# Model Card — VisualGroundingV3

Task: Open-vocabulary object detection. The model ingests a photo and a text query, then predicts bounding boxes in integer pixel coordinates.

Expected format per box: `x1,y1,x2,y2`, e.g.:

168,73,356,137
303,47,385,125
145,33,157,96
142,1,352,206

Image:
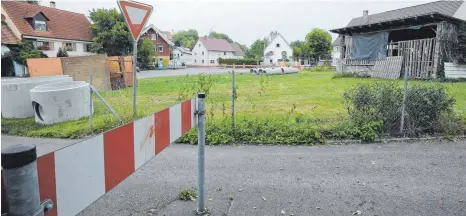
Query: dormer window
25,12,49,31
35,20,47,31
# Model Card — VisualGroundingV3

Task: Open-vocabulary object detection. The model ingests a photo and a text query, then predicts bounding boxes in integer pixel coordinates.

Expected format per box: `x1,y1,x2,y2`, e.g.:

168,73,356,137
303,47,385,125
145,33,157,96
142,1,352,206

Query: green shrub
307,65,332,72
332,72,370,79
343,82,461,136
57,48,69,57
218,58,258,65
178,117,324,145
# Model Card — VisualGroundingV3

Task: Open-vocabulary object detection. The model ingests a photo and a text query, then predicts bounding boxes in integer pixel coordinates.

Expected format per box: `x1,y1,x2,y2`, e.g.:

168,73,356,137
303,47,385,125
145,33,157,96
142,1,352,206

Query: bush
307,65,333,72
57,48,69,57
332,72,370,79
343,82,461,136
178,117,324,145
218,58,258,65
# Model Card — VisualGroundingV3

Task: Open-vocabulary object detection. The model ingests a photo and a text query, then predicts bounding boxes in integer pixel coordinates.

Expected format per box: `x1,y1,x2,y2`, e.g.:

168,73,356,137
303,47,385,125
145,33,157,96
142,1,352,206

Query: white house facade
191,37,242,66
26,36,94,57
263,31,293,65
172,46,192,65
331,35,343,66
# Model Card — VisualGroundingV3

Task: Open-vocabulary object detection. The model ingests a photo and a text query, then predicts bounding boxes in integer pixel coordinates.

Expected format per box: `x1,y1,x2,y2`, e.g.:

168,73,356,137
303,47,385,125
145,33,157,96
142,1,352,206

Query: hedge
218,58,258,65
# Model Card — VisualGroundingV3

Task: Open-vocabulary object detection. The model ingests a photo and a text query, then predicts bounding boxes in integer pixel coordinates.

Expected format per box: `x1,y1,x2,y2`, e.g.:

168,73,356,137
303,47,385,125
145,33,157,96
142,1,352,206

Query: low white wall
445,62,466,78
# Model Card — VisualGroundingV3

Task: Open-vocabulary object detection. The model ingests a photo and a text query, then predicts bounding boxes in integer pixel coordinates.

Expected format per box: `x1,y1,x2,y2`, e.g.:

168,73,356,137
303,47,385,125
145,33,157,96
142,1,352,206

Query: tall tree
88,8,156,66
290,40,305,61
208,31,233,43
172,29,199,49
246,39,266,60
89,8,132,56
305,28,332,61
137,38,157,69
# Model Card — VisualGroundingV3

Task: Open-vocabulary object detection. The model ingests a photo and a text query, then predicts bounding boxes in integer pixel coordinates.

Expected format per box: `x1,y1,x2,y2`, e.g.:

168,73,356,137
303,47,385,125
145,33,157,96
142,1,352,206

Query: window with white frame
158,45,163,52
195,60,197,63
210,60,215,64
276,43,280,48
202,60,204,63
202,51,204,55
199,44,201,47
35,20,47,31
151,34,156,40
36,41,53,50
181,54,183,56
84,44,92,52
63,42,76,51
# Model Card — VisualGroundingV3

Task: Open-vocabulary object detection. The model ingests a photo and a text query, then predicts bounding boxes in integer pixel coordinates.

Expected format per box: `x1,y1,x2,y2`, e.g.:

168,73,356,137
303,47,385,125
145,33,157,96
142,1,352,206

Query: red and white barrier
13,98,197,216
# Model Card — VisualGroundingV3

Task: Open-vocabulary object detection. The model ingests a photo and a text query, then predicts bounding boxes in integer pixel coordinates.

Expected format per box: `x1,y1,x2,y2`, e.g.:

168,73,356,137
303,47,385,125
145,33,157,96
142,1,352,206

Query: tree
137,37,156,69
88,8,132,56
57,48,69,57
6,40,47,65
305,28,332,61
246,39,266,60
208,31,233,43
290,40,305,61
172,29,199,49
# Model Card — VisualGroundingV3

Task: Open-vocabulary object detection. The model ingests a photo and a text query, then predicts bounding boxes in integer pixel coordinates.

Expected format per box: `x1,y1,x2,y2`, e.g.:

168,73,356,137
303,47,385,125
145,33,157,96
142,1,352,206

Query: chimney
50,1,56,8
363,10,369,24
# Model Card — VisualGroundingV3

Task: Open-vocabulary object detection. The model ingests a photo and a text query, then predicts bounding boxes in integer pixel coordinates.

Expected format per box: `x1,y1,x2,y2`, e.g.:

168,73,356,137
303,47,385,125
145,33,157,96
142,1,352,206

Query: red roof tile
1,1,92,41
1,22,19,44
200,37,235,52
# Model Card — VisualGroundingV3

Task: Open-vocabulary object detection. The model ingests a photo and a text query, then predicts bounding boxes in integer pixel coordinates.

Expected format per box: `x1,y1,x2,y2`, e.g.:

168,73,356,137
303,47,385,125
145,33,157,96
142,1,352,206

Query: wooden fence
398,38,436,78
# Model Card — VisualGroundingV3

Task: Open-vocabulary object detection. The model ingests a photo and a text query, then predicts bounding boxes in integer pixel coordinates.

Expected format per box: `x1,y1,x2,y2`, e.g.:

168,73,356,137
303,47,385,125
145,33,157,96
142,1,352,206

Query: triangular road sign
118,0,153,41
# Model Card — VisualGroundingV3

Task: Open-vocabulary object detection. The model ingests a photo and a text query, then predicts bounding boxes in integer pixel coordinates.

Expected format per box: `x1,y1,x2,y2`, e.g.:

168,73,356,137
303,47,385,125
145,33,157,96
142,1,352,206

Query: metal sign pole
133,41,137,117
197,93,206,213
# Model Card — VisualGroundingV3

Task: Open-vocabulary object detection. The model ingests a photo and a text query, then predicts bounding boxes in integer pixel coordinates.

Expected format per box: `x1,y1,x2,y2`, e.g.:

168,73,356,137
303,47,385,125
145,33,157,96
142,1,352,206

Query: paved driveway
2,136,465,216
138,67,251,79
79,140,466,216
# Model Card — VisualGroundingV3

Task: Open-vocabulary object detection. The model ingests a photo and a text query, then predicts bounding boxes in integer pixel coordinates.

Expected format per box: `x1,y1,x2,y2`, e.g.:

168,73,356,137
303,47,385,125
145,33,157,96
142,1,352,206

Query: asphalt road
77,140,465,216
2,136,465,216
138,67,251,79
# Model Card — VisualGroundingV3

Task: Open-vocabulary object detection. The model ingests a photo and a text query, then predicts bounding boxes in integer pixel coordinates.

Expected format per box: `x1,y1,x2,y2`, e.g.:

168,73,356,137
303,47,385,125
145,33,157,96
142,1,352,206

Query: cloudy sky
43,0,433,45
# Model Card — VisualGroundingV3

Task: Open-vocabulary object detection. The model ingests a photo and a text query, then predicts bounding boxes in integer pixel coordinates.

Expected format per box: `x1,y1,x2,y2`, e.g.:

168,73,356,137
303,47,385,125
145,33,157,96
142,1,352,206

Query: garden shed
330,1,466,79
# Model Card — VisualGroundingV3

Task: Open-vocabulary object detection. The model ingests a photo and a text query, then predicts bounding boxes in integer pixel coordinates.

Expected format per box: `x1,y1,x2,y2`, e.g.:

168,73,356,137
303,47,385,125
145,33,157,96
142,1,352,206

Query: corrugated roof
199,37,235,52
230,43,245,56
2,1,92,41
346,1,464,27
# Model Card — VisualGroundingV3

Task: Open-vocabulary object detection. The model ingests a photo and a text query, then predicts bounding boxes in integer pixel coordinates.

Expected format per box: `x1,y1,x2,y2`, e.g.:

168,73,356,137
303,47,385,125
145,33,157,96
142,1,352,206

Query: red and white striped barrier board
3,99,197,216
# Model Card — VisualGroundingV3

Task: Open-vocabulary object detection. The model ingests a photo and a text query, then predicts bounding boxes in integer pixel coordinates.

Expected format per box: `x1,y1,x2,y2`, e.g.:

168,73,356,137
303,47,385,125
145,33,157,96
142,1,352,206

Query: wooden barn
330,1,466,79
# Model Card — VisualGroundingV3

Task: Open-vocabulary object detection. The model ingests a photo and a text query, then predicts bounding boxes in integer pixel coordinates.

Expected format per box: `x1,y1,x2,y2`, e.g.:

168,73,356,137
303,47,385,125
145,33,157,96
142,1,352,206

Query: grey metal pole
133,41,138,118
197,93,206,213
1,144,46,216
232,64,235,130
400,69,408,134
89,74,93,131
90,85,123,124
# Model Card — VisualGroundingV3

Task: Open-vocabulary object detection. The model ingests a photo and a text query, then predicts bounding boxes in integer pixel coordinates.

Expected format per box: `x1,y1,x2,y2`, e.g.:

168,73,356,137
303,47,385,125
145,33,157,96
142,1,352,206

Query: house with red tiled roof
191,36,244,66
140,24,174,66
1,1,95,57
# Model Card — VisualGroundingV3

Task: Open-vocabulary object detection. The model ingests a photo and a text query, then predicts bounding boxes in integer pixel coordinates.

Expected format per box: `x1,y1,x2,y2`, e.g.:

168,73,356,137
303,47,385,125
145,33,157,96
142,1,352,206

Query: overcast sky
43,0,433,45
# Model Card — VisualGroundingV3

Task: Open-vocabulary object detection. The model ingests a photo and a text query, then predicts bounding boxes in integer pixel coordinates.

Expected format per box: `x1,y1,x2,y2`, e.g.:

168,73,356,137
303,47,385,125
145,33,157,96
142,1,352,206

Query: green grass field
2,70,465,139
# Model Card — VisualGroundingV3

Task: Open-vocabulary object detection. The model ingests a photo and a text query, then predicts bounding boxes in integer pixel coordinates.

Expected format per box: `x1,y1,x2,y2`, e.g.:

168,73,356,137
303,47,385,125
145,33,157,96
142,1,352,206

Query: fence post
400,68,408,134
232,64,235,131
89,74,93,132
197,93,206,213
1,144,53,216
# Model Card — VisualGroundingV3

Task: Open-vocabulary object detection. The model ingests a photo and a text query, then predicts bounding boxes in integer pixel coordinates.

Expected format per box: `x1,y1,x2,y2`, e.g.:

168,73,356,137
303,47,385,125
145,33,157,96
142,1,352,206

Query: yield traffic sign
117,0,153,41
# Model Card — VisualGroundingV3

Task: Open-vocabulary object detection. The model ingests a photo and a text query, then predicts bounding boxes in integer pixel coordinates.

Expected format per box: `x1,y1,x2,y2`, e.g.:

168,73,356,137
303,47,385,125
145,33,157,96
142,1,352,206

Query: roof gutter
22,35,93,43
